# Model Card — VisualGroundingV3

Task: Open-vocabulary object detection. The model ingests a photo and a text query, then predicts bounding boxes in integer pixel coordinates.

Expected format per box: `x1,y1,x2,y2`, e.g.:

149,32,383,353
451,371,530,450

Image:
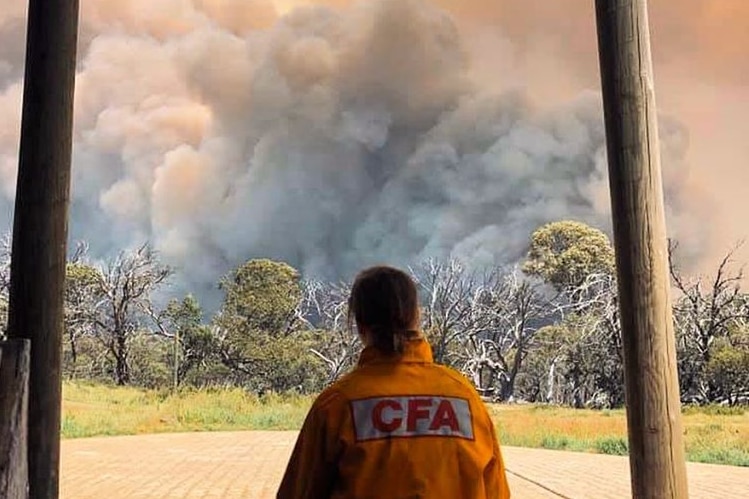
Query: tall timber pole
6,0,80,497
594,1,689,497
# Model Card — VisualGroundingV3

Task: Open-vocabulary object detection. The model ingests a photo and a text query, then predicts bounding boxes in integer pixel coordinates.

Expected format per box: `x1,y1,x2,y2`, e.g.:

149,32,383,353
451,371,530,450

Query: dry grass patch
62,382,312,438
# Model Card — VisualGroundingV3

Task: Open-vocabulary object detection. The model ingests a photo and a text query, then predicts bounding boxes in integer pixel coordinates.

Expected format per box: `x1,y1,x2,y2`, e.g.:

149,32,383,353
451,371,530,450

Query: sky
0,0,746,308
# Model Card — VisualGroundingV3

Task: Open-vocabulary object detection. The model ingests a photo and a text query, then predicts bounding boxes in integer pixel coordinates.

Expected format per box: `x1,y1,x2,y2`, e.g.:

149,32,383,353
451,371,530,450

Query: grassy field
488,404,749,466
61,382,749,467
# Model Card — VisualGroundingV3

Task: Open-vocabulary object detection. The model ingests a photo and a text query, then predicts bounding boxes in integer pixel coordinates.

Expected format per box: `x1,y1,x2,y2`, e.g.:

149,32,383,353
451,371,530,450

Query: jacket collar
358,337,434,366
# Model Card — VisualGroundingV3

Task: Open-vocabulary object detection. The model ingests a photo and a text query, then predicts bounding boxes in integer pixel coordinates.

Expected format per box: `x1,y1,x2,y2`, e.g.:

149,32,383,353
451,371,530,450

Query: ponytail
368,325,420,354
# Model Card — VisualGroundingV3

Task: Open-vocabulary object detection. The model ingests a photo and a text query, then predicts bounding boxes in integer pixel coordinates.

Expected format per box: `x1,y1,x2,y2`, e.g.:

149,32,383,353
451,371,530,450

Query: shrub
595,436,629,455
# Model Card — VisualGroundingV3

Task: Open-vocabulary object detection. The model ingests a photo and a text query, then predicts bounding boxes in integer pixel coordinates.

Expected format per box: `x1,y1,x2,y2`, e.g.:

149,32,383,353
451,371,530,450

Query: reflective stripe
351,396,474,441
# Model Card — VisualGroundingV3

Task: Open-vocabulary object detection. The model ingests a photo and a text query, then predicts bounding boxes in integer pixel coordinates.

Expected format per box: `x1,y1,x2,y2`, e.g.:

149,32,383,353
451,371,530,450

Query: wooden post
174,329,180,390
594,1,689,497
0,339,31,499
6,0,80,497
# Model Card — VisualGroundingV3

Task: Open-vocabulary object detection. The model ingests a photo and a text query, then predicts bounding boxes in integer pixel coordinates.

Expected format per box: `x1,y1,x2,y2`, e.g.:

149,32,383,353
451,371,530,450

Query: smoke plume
0,0,745,309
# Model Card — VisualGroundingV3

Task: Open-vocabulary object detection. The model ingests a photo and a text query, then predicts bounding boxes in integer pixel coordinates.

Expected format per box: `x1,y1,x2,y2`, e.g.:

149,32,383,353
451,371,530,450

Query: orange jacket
277,338,511,499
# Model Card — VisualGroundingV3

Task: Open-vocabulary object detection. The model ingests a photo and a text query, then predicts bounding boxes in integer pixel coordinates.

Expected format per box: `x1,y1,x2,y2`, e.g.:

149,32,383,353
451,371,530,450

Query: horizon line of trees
0,221,746,408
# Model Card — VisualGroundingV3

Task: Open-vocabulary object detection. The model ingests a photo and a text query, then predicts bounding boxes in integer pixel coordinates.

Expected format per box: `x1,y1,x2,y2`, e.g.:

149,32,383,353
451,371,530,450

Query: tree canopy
523,220,615,291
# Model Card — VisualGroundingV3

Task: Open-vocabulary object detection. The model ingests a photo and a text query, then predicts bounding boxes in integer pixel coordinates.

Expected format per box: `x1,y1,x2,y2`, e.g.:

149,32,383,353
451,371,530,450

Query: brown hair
348,266,420,354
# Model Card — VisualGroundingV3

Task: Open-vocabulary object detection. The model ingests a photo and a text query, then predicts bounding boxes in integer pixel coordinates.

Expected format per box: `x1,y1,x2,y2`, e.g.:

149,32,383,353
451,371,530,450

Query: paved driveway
60,432,749,498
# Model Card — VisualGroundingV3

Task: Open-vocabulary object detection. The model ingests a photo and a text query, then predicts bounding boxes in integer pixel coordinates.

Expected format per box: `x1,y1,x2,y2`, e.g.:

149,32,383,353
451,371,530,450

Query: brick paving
60,432,749,498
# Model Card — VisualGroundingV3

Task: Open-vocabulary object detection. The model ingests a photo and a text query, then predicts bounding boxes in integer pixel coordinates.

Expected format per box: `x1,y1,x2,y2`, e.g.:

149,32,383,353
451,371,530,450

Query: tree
413,260,556,402
564,272,624,408
523,220,615,291
214,259,326,393
705,326,749,406
521,221,623,407
0,232,11,335
491,272,555,401
217,259,302,334
669,241,748,403
154,295,217,387
99,244,172,385
66,244,173,385
456,270,554,401
127,330,172,388
514,324,569,403
413,259,488,367
514,272,624,408
300,280,361,384
63,262,104,376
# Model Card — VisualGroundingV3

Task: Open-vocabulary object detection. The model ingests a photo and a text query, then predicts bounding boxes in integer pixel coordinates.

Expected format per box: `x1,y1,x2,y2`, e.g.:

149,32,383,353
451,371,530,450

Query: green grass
488,404,749,467
62,382,749,466
595,436,629,456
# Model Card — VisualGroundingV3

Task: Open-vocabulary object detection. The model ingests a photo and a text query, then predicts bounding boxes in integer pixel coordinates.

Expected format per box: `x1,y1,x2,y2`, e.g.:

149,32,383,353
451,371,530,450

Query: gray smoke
0,0,703,310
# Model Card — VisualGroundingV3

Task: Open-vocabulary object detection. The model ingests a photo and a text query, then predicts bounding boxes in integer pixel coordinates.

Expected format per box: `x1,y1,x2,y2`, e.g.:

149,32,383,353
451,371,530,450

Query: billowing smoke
0,0,742,310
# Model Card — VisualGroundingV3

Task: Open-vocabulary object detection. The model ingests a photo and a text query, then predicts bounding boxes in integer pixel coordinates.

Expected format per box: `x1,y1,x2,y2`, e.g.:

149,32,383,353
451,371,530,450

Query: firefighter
277,265,510,498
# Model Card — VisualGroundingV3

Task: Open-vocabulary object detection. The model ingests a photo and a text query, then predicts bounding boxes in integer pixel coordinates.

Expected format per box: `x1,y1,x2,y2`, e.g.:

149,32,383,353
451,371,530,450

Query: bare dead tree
669,240,748,402
70,239,89,264
68,243,173,385
0,231,11,335
560,272,622,407
516,272,622,407
411,259,487,366
458,269,554,401
300,280,360,383
496,271,557,401
0,232,12,295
